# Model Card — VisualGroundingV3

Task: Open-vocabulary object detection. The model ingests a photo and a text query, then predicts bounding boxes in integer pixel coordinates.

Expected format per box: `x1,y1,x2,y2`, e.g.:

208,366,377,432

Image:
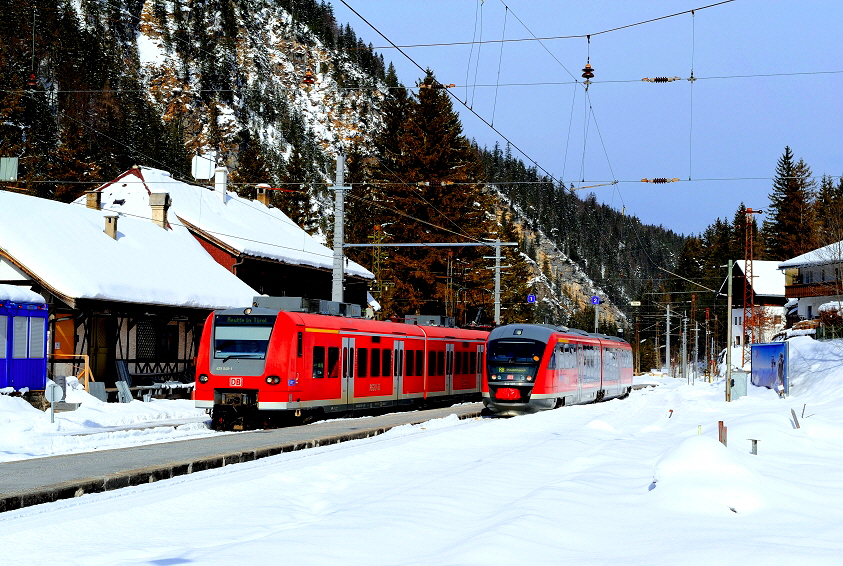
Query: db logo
230,377,243,387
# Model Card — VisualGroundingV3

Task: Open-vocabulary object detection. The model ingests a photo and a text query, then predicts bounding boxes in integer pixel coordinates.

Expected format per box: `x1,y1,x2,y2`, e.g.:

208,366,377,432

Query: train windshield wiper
220,355,252,363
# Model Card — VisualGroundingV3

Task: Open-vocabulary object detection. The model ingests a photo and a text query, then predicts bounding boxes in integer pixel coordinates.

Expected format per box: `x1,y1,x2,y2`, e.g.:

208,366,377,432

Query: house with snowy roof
730,260,787,346
0,189,257,386
779,241,843,321
76,166,374,305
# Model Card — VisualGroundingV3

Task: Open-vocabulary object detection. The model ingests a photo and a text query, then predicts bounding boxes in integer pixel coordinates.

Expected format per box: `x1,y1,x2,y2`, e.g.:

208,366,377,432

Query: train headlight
527,376,533,381
490,374,497,381
266,375,281,385
198,374,209,383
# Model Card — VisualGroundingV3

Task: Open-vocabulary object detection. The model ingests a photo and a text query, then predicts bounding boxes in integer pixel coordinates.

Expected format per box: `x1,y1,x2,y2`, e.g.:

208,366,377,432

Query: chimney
256,183,271,206
104,215,118,239
214,166,228,204
86,191,101,210
149,193,172,229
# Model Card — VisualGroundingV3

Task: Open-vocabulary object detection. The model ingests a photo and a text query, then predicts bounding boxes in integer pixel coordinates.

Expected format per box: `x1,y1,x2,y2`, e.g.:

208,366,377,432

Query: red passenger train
483,324,633,416
195,304,488,430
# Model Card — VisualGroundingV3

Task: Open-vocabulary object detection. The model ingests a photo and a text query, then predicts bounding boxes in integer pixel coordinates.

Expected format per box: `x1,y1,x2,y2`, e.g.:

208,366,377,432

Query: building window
807,305,813,319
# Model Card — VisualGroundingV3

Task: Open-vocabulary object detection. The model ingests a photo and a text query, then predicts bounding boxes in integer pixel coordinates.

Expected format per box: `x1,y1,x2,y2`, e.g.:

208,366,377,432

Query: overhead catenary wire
337,0,562,185
491,6,508,127
368,0,735,49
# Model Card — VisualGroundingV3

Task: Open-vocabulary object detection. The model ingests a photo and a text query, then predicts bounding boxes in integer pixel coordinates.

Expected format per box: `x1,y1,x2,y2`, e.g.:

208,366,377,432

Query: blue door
0,303,48,391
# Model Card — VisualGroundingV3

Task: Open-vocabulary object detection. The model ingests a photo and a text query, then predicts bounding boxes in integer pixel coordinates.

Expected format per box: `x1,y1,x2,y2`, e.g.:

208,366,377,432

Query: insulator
581,63,594,80
26,73,37,88
642,76,681,83
302,70,315,85
641,178,680,184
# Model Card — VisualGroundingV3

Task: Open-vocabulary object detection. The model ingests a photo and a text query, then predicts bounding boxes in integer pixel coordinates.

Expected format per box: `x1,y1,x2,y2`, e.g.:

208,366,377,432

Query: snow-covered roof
735,260,786,297
778,241,843,270
0,190,257,309
80,167,373,279
0,283,46,304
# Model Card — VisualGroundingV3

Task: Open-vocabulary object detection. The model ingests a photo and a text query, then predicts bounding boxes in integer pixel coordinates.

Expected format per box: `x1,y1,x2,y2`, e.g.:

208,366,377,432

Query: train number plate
230,377,243,387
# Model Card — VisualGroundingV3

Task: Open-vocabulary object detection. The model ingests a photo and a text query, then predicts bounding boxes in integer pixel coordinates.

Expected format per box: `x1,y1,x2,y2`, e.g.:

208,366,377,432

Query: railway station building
0,189,257,387
0,166,374,389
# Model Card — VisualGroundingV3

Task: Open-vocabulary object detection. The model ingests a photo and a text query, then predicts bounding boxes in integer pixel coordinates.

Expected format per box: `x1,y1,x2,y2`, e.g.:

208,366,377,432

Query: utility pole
682,313,688,383
594,298,600,333
694,320,699,384
635,317,640,375
331,153,351,302
726,260,734,402
666,303,671,376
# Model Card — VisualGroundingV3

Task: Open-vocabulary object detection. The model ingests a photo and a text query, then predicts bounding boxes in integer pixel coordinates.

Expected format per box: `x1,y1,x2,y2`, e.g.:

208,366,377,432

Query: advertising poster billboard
751,342,788,395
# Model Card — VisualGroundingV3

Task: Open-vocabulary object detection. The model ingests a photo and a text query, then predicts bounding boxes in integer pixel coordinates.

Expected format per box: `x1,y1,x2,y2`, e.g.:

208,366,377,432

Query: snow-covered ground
4,336,843,564
0,378,213,463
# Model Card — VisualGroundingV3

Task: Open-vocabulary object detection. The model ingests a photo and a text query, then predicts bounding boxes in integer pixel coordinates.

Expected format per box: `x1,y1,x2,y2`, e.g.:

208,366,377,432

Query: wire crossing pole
332,154,351,302
494,239,502,325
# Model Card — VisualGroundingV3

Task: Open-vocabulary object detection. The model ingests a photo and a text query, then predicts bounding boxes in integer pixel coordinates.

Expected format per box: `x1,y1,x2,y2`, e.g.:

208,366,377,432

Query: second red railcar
483,324,633,415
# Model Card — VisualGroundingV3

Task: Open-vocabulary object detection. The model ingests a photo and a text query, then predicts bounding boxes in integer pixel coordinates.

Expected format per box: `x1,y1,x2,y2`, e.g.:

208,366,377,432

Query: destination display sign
215,314,275,326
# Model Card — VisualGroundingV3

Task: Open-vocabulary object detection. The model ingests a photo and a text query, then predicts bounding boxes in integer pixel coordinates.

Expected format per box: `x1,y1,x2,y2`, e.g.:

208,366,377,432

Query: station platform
0,403,482,513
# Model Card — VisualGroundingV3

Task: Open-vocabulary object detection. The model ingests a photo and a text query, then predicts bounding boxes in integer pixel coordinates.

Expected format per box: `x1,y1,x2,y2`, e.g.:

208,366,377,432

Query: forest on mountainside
0,0,386,205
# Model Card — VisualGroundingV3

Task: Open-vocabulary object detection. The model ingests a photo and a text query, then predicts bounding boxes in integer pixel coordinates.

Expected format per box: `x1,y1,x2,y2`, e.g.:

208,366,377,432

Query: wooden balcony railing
785,282,843,299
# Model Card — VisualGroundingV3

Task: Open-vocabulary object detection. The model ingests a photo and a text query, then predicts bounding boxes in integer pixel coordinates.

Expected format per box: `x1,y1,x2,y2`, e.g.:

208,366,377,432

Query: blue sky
331,0,842,236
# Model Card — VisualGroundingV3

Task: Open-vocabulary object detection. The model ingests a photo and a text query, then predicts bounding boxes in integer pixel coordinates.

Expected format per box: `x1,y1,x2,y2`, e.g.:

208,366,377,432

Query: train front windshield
213,314,276,360
487,339,545,381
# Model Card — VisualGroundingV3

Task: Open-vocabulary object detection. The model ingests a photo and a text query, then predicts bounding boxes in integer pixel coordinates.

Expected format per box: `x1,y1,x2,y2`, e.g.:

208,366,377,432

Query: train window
358,347,368,377
470,352,477,374
428,351,436,375
416,350,424,375
406,350,415,376
437,351,445,376
455,351,463,374
372,336,381,343
382,349,392,377
312,346,325,378
327,347,340,378
547,349,557,370
371,349,381,377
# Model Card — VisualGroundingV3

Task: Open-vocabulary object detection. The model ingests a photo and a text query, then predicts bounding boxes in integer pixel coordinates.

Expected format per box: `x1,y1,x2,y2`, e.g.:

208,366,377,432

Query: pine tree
348,72,493,320
815,174,843,243
762,147,818,260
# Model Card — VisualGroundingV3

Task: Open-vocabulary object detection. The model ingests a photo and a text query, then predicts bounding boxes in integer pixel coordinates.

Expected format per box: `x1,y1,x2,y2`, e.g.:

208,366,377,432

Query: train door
342,337,355,405
576,343,583,403
445,343,454,395
393,340,404,400
475,344,484,391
